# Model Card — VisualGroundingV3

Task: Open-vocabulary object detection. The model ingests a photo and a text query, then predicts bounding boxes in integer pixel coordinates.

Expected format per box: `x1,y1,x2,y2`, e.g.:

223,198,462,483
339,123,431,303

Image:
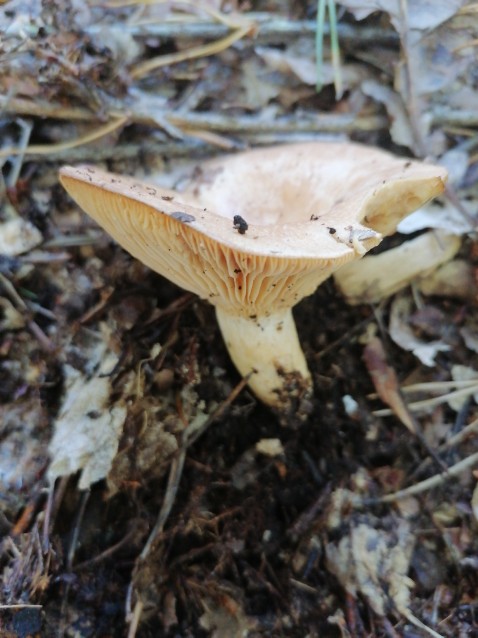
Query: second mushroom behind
59,142,447,412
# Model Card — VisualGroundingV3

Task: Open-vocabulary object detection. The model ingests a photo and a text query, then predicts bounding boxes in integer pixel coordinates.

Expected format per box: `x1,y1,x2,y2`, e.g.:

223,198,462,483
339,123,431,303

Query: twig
185,374,252,448
137,374,251,561
57,491,91,638
73,525,144,571
0,116,128,159
11,492,42,536
42,477,69,552
373,383,478,417
166,111,386,134
363,450,478,505
66,491,90,571
0,604,43,609
411,417,478,479
175,127,238,150
289,578,320,594
121,0,254,79
432,107,478,127
1,95,471,134
0,273,54,351
438,417,478,450
42,232,105,248
85,13,399,44
375,379,478,396
108,0,251,30
2,139,212,163
0,104,387,133
368,379,478,401
5,118,32,186
401,609,445,638
139,448,187,560
126,599,144,638
0,108,388,161
0,96,95,121
125,374,251,635
0,131,377,163
131,20,253,79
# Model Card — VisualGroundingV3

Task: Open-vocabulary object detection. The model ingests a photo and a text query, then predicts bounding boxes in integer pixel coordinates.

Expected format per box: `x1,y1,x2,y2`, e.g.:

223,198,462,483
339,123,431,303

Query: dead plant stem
85,13,398,44
369,450,478,505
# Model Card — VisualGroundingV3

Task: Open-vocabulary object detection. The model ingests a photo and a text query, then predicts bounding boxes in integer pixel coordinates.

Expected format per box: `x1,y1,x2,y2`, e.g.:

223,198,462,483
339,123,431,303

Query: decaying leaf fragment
0,218,42,256
338,0,465,31
48,358,127,490
326,520,415,617
199,593,253,638
0,297,26,331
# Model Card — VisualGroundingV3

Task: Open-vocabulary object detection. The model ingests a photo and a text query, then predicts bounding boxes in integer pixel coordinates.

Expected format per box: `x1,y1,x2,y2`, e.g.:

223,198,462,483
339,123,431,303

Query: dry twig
363,451,478,505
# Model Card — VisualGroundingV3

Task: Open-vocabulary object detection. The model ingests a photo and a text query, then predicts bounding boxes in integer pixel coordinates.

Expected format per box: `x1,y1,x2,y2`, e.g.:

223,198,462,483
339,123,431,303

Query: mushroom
59,142,447,410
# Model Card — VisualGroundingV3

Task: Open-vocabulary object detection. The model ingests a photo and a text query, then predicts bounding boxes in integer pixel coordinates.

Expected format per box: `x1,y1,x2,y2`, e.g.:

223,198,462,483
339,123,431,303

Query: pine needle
0,116,128,158
316,0,343,98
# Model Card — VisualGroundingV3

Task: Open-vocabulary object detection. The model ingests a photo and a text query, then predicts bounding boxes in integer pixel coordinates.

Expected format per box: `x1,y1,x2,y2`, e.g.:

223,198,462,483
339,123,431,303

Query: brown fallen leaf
363,336,417,434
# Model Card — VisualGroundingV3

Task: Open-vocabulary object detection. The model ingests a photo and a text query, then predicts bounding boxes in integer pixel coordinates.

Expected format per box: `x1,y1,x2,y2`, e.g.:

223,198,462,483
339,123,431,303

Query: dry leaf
0,218,42,256
389,296,450,366
256,45,367,91
48,358,127,490
0,297,26,330
461,324,478,354
326,520,415,617
398,202,473,235
0,398,48,493
339,0,465,33
361,80,416,149
363,337,416,433
240,59,280,109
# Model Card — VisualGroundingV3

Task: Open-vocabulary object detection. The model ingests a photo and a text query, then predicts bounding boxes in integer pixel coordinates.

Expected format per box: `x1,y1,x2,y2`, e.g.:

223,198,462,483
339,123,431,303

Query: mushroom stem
215,306,312,406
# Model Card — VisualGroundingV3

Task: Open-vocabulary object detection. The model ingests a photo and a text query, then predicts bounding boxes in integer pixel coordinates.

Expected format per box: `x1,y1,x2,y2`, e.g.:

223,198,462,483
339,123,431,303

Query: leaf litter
0,0,478,636
47,354,128,491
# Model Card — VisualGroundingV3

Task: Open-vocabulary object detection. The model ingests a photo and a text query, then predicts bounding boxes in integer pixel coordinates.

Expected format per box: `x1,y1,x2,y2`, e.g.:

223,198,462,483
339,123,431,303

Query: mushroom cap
59,142,446,317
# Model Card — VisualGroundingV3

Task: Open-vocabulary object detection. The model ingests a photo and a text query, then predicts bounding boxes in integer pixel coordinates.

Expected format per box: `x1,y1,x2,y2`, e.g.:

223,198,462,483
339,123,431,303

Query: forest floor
1,1,478,636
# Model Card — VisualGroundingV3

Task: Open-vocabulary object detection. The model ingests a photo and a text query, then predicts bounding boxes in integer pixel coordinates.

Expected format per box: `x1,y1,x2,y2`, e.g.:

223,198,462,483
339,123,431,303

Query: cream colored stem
215,307,312,407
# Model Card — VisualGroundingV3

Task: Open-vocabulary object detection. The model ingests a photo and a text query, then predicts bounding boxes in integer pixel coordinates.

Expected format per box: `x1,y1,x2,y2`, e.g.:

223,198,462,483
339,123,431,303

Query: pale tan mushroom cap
59,142,446,317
